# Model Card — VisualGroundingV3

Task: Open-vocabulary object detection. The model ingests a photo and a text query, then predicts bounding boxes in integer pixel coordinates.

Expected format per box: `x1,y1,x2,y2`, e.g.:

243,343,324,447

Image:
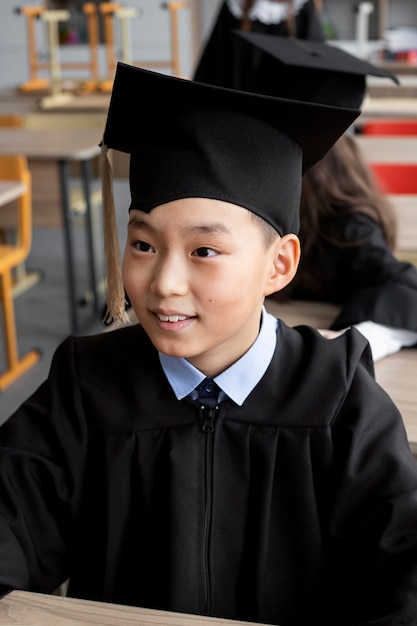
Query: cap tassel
101,142,131,327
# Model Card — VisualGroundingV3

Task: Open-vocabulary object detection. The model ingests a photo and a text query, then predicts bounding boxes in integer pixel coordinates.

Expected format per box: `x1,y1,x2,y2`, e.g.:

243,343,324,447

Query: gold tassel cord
101,142,131,327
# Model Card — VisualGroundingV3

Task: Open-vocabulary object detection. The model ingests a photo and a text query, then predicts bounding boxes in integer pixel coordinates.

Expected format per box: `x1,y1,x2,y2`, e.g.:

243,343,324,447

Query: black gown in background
289,210,417,334
1,322,417,625
193,0,325,91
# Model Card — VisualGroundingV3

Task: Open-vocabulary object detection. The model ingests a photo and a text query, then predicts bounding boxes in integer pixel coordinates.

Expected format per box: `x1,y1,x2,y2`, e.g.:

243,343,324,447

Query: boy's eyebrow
127,215,153,230
128,214,232,236
185,223,232,236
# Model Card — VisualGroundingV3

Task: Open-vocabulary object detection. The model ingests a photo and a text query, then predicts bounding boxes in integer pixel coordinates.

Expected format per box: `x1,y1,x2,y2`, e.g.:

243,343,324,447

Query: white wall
188,0,222,75
0,0,32,89
387,0,417,29
196,0,222,41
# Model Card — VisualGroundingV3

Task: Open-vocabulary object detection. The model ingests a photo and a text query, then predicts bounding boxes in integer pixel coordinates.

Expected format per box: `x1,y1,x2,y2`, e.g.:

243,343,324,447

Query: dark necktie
197,378,218,407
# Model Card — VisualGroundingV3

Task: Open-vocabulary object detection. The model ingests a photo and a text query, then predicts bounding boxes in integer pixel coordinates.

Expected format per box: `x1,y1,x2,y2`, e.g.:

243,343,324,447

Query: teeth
158,314,187,322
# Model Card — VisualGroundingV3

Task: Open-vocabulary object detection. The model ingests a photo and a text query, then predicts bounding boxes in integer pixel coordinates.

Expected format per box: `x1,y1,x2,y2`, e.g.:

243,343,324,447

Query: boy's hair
249,210,280,249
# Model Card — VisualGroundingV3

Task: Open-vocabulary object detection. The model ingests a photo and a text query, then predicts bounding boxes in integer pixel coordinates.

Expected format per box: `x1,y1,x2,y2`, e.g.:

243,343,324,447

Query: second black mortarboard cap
233,31,399,109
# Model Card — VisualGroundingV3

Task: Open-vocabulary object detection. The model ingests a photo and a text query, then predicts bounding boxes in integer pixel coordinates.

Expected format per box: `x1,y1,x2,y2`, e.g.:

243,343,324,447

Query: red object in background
363,120,417,194
369,163,417,194
394,50,417,62
362,120,417,136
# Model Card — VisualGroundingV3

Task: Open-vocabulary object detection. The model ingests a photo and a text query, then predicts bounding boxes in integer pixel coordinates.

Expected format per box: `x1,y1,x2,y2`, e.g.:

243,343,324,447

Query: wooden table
0,590,263,626
265,298,417,454
355,135,417,163
0,89,110,116
0,128,103,334
374,349,417,451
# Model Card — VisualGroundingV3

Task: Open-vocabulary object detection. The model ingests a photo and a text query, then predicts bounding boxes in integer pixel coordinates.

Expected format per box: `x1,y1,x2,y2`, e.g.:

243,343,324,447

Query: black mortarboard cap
101,62,359,324
233,31,399,109
104,62,359,231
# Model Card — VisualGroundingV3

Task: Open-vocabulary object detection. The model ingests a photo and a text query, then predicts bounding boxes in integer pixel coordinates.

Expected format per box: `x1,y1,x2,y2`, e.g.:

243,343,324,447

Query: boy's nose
151,257,188,296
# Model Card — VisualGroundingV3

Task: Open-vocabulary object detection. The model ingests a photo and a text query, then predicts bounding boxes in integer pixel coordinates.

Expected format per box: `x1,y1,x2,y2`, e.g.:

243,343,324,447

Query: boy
1,63,417,625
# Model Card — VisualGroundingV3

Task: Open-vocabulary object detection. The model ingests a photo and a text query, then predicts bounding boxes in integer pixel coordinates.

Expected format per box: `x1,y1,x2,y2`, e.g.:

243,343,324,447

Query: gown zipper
201,405,218,615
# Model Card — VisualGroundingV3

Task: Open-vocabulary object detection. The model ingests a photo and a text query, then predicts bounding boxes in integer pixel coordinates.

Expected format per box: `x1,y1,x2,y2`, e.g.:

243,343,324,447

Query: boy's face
122,197,299,377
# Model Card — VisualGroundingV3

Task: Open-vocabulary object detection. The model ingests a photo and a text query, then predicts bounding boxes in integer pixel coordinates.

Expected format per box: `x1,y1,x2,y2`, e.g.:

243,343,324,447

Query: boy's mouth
157,313,188,322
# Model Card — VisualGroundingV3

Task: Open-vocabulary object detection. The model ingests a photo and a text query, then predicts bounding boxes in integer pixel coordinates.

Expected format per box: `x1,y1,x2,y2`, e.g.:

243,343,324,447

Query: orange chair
369,163,417,194
0,155,40,390
0,115,40,293
362,120,417,136
0,115,23,242
0,116,23,240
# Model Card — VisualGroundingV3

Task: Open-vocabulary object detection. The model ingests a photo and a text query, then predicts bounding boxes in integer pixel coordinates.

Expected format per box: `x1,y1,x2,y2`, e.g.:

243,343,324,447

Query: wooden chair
0,115,23,245
0,114,39,293
0,155,40,390
98,2,188,92
0,116,23,239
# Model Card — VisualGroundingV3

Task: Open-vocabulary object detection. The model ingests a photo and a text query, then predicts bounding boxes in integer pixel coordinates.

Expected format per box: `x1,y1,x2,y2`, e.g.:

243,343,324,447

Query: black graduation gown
291,211,417,335
192,1,325,91
1,322,417,625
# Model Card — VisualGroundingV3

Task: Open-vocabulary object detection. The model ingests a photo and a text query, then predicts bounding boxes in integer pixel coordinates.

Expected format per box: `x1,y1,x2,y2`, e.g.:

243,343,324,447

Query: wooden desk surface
0,590,264,626
0,128,102,161
265,298,417,453
374,349,417,450
356,135,417,163
0,182,26,207
0,92,41,116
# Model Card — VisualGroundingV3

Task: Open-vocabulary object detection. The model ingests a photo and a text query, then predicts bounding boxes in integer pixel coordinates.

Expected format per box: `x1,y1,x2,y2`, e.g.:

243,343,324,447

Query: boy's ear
264,233,301,297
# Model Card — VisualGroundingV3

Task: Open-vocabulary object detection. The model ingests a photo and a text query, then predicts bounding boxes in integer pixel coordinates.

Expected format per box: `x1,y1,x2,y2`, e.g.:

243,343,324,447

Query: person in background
1,62,417,625
277,131,417,360
223,31,416,359
193,0,325,90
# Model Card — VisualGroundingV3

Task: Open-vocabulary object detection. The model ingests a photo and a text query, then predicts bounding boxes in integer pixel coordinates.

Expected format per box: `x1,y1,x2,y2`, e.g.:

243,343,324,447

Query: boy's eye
134,240,155,253
192,247,218,258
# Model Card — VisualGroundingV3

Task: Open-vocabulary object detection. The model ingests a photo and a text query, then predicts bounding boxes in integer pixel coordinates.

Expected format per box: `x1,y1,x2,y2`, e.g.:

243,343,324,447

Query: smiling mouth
157,314,188,322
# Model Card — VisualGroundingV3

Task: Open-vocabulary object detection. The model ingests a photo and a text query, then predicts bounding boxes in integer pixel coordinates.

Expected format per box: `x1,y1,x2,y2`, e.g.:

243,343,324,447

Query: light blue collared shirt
159,307,278,406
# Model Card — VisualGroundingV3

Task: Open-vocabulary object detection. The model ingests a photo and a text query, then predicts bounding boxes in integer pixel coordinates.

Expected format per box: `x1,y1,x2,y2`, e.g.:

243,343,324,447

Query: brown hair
290,132,398,295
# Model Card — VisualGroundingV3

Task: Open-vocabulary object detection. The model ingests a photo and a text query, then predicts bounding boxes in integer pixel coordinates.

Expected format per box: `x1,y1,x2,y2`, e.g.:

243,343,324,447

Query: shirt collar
159,306,278,406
